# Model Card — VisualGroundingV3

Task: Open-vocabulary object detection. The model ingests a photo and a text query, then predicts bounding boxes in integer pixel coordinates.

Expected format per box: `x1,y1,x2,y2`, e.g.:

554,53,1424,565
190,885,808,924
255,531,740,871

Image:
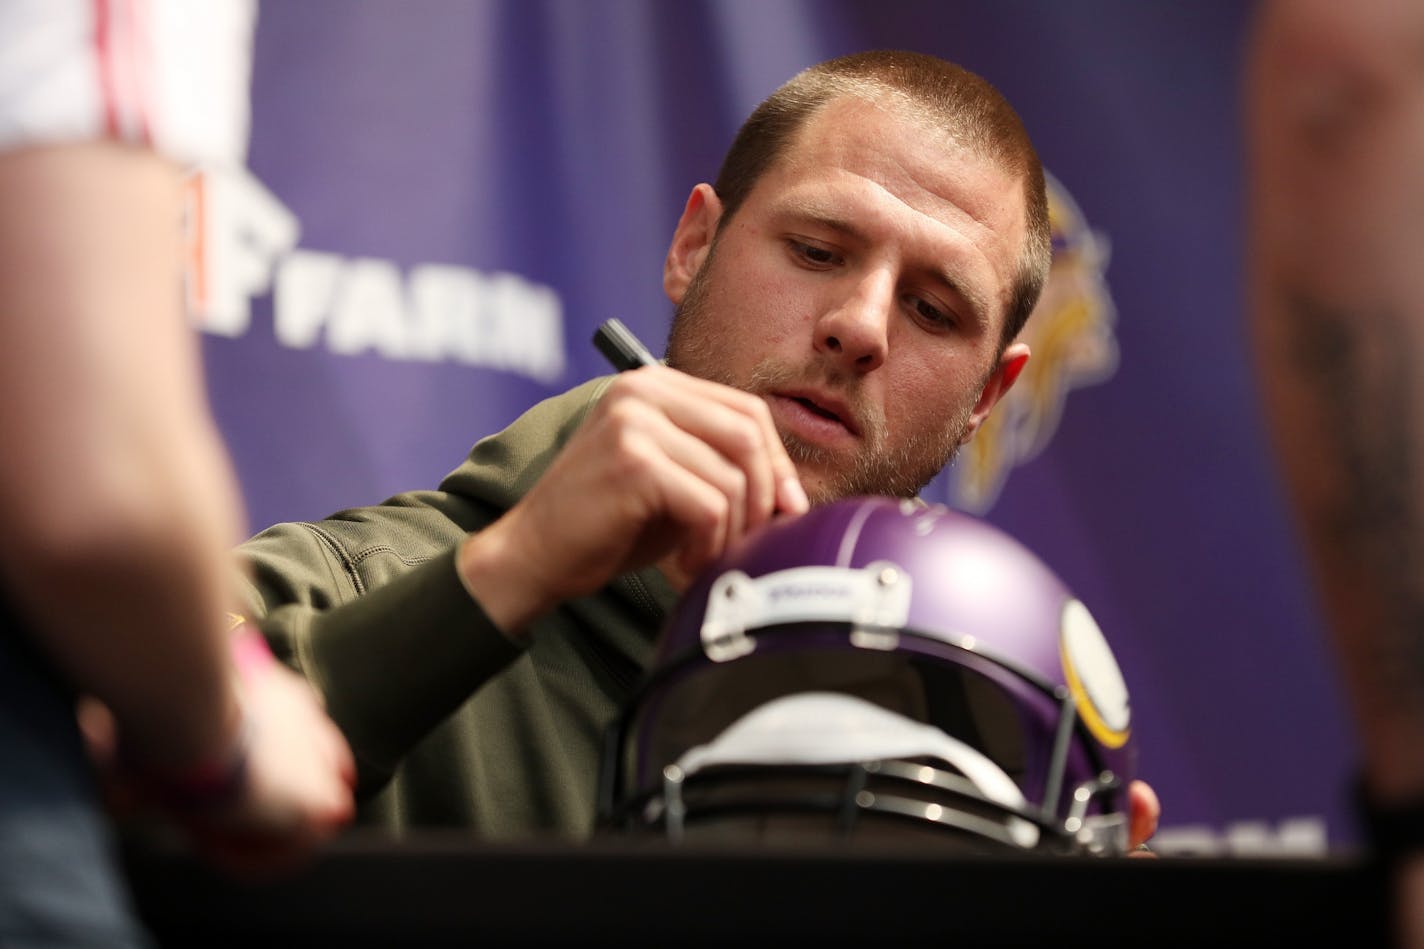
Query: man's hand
460,365,809,636
1127,779,1161,857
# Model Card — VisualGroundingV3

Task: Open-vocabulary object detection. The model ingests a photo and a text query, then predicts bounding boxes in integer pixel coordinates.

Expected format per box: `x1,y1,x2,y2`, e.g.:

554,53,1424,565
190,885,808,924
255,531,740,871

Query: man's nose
813,270,891,373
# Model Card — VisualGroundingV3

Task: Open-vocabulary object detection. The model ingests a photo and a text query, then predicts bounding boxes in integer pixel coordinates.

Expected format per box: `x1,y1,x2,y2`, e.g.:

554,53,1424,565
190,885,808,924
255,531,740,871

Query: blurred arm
1247,0,1424,804
0,140,247,771
1248,7,1424,937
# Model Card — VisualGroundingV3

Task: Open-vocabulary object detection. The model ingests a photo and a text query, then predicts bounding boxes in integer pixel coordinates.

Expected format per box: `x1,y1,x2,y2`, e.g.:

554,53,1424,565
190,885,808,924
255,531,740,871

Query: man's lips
768,389,861,440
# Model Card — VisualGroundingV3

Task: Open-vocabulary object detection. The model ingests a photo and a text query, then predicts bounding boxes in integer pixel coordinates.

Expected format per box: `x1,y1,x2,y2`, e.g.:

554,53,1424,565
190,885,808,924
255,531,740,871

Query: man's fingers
620,428,736,569
1127,779,1161,851
673,371,806,516
664,373,805,520
609,367,802,529
490,364,812,616
641,407,758,545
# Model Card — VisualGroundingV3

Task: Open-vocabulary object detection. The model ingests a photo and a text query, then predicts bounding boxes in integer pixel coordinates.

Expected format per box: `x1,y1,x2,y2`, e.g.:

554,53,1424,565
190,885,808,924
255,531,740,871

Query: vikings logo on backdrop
945,173,1119,514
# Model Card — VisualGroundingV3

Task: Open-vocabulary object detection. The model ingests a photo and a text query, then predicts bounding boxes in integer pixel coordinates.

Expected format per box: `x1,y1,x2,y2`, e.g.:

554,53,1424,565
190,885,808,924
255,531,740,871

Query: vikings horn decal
947,173,1120,513
1059,598,1131,749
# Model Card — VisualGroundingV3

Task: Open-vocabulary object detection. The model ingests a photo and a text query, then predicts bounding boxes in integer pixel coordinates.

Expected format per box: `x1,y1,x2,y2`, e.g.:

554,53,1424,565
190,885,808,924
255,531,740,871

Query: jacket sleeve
232,375,616,796
235,500,525,795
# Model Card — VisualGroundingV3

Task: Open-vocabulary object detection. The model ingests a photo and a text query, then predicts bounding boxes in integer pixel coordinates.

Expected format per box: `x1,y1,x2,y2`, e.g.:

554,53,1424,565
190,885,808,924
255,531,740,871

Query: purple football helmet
597,495,1136,855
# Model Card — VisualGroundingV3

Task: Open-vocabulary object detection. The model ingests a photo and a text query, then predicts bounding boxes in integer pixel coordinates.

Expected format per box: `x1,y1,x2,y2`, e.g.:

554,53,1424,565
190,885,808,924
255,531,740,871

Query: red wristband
144,717,251,813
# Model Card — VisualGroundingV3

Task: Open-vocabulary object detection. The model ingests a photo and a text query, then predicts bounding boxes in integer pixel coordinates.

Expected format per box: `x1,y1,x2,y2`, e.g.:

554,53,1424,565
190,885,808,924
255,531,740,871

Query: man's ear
664,183,723,304
959,342,1030,444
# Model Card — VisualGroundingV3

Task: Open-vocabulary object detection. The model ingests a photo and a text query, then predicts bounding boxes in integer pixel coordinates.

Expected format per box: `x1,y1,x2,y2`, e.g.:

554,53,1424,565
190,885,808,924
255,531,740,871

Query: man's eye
790,240,838,266
909,296,954,328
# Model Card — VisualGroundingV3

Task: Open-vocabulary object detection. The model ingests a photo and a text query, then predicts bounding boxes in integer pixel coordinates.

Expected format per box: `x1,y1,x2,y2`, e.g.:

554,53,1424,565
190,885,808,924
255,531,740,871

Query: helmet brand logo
700,563,912,662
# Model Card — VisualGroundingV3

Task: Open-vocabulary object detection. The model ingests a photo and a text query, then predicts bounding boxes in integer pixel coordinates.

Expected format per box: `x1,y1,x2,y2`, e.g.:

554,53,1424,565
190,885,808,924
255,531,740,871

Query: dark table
122,830,1391,947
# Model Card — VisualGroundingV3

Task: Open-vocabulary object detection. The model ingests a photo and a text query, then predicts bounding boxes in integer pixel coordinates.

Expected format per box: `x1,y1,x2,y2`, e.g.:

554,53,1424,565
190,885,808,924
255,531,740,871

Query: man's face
664,94,1030,506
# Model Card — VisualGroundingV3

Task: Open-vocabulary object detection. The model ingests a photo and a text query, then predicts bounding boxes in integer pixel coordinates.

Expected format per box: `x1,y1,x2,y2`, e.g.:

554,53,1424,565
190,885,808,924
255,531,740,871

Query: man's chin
791,462,873,509
783,444,855,504
796,475,840,509
790,448,958,508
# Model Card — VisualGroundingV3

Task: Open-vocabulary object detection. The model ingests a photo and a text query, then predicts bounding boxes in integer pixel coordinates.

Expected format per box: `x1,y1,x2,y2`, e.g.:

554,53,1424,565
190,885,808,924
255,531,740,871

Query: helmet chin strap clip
1062,772,1129,855
700,562,913,662
660,764,688,844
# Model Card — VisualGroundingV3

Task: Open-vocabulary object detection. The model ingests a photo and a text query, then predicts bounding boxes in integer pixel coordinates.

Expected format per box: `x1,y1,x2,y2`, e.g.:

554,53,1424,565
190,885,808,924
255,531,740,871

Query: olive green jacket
237,375,677,839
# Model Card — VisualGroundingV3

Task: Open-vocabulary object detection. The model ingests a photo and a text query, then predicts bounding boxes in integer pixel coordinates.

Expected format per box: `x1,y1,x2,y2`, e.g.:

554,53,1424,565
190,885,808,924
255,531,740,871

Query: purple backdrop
196,0,1357,854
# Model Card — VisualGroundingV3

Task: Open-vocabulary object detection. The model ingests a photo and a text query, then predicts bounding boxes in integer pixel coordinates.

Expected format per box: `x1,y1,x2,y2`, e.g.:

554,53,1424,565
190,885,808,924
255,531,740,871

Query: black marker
593,318,658,372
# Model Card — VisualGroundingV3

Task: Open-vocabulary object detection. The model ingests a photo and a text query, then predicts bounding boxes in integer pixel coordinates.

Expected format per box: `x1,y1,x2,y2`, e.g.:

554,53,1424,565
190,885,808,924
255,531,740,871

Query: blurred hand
77,696,142,819
174,660,356,876
83,642,356,877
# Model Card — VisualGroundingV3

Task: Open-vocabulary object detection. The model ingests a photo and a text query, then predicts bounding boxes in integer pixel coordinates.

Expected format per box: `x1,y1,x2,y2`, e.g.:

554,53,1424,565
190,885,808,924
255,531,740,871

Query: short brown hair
712,50,1050,348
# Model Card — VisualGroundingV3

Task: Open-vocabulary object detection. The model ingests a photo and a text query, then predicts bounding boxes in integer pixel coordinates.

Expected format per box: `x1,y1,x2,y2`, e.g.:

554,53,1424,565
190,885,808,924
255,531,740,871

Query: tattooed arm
1247,0,1424,942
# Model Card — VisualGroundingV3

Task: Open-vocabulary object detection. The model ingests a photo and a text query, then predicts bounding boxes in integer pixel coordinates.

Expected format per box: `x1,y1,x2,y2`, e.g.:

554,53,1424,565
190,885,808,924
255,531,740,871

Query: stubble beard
666,259,972,507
